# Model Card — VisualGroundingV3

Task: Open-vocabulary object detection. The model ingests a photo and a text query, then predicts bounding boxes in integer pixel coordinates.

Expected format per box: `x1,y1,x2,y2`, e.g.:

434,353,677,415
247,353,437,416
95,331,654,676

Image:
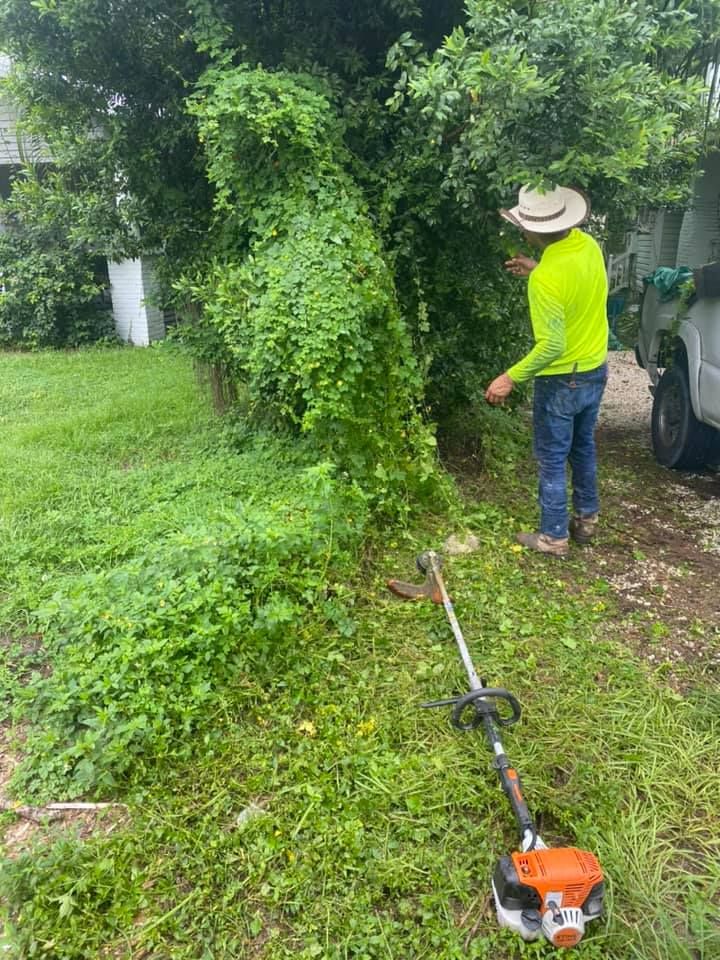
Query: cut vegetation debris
1,347,719,959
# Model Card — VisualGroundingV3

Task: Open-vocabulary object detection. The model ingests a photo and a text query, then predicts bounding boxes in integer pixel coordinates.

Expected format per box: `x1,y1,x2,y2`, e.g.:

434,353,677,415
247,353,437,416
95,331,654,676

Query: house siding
0,105,25,165
0,56,46,166
631,208,684,284
1,54,24,167
676,153,720,269
660,210,684,267
141,258,166,343
108,258,166,346
108,259,145,343
634,221,656,284
617,190,711,297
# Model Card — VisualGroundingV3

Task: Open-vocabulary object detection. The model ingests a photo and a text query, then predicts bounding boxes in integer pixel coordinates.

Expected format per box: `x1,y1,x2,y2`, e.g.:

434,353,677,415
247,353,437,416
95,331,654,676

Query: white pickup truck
636,264,720,469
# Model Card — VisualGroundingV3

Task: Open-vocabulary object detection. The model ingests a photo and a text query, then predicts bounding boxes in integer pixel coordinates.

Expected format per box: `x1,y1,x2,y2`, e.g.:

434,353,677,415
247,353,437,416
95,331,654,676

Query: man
485,184,608,557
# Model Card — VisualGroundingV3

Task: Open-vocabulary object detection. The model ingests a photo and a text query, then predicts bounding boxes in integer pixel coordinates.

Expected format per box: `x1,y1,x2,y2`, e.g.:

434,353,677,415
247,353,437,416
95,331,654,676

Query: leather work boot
515,532,569,557
569,512,599,545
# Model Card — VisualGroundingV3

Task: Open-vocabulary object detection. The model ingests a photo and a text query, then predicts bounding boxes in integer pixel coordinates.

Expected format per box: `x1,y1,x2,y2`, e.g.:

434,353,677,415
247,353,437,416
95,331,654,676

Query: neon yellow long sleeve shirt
507,229,609,384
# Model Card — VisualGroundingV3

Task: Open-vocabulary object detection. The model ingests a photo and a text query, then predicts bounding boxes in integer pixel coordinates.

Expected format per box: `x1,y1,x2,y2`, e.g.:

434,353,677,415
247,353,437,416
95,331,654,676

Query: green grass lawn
0,346,218,615
1,348,718,959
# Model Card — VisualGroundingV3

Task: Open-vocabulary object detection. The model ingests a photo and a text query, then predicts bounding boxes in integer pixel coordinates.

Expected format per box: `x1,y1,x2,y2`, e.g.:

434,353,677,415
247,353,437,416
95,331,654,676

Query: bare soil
0,634,128,855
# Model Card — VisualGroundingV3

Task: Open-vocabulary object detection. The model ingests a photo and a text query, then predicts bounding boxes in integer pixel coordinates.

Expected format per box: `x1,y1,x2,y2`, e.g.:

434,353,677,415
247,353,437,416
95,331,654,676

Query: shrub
0,232,113,348
0,174,115,348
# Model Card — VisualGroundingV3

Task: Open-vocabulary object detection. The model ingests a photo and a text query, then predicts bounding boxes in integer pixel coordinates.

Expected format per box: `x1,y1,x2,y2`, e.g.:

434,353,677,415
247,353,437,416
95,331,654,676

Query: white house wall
0,55,18,165
0,55,46,166
108,259,144,343
108,258,165,346
632,208,684,284
0,101,24,165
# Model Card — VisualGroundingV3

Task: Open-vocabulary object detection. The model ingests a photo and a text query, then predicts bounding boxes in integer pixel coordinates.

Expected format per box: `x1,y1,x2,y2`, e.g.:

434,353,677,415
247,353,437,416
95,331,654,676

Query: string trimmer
388,550,604,948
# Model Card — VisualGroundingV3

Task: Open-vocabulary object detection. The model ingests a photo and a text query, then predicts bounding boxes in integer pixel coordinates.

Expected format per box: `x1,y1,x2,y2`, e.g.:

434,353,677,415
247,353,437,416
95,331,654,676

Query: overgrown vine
184,65,440,503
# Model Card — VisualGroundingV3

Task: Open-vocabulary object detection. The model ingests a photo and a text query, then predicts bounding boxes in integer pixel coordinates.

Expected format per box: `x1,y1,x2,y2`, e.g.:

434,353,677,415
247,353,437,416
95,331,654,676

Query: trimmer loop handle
423,687,522,732
453,687,522,731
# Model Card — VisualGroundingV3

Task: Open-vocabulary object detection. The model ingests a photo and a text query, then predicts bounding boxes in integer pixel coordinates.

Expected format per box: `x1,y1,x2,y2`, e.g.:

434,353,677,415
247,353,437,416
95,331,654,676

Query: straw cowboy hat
500,184,589,233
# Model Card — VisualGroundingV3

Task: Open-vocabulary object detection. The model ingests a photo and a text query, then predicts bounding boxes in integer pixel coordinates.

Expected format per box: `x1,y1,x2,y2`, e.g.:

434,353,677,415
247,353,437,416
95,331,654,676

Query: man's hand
504,254,537,277
485,372,515,405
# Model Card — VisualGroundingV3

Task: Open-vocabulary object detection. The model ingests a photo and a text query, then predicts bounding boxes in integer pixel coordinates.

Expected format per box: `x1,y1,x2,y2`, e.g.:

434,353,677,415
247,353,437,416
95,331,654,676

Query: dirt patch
1,797,130,858
2,633,130,857
1,699,127,857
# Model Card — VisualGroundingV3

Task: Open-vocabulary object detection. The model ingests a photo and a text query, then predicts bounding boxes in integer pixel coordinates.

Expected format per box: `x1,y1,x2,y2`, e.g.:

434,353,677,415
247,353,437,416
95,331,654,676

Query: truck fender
674,321,703,422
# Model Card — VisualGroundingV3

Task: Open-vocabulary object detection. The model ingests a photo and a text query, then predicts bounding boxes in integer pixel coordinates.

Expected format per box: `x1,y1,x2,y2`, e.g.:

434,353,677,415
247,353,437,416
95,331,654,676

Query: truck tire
651,365,720,469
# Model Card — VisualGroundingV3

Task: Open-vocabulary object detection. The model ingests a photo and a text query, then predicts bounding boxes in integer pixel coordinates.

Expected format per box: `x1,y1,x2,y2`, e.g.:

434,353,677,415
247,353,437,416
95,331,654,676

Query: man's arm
506,276,566,384
485,273,566,404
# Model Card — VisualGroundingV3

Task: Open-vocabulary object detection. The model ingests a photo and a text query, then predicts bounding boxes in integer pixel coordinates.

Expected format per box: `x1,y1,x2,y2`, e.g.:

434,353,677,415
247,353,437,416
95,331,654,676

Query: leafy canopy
389,0,708,212
0,0,718,443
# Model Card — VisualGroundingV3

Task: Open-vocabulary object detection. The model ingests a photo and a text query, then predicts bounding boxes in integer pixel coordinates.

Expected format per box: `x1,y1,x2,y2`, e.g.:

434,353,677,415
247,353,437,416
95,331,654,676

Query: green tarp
642,266,693,302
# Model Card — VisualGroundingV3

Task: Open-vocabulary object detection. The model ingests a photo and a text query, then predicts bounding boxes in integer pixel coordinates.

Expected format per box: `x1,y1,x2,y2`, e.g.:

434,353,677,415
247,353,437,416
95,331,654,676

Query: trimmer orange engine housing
494,846,604,946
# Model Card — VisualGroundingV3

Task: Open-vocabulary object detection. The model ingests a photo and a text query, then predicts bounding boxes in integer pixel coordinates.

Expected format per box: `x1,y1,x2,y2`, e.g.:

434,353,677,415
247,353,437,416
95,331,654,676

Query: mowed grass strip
0,349,718,959
0,346,215,609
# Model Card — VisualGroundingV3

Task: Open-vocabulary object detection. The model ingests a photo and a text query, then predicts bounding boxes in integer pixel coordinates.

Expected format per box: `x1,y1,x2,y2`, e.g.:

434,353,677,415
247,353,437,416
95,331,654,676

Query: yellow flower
356,718,377,736
296,719,317,738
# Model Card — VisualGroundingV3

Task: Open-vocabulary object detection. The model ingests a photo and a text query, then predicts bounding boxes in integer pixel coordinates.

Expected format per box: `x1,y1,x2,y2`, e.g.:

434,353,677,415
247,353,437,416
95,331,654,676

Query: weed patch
12,465,364,800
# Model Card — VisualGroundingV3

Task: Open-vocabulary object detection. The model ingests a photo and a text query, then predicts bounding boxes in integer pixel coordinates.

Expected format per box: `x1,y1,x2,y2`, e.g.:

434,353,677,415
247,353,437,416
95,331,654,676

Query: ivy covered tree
183,65,436,494
1,0,718,476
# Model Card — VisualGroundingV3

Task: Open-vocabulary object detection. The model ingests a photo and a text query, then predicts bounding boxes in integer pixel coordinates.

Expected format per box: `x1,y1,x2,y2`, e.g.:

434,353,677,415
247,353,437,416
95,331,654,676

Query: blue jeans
532,364,608,539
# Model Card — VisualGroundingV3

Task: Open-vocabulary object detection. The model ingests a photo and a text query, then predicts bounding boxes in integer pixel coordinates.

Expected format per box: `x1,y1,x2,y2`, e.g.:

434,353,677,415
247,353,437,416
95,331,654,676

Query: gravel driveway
590,351,720,686
599,350,653,436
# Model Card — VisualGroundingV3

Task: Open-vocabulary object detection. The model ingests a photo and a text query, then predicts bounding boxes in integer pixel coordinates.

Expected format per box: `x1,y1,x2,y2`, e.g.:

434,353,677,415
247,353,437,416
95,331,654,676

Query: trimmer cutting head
387,551,443,604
